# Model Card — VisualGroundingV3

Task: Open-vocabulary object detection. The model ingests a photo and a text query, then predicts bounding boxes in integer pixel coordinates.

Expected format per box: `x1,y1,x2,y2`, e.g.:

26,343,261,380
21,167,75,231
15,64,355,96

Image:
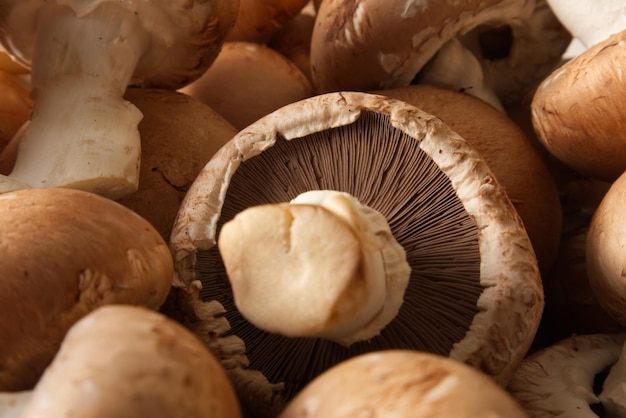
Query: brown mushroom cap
508,333,626,417
281,350,530,417
118,88,237,241
0,71,32,151
532,29,626,182
21,305,242,418
310,0,570,105
170,91,543,415
0,0,240,89
374,84,562,274
586,169,626,326
180,42,314,130
226,0,310,44
0,187,174,391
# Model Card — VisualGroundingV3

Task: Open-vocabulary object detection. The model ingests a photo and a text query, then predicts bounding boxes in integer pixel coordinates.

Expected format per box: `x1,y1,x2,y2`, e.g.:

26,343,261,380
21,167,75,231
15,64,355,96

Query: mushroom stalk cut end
218,190,411,346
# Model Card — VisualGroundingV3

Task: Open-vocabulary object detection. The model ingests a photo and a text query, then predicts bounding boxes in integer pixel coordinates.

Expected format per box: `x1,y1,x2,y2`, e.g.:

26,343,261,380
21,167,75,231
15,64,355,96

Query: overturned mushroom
281,350,530,417
19,305,241,418
508,333,626,417
311,0,570,106
0,0,239,198
170,91,543,416
0,187,173,390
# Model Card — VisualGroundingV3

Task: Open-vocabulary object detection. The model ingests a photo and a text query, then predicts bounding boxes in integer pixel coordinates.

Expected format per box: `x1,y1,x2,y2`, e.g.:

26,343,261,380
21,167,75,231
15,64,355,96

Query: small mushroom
118,88,238,241
310,0,570,106
226,0,310,44
0,0,239,198
373,84,562,275
180,42,314,130
586,169,626,327
170,91,543,416
508,333,626,417
280,350,530,417
532,29,626,182
20,305,242,418
0,187,174,390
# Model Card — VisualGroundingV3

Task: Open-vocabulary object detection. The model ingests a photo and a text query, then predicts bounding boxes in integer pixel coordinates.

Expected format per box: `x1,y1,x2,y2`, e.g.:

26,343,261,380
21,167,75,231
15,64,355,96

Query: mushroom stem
218,190,411,347
416,37,505,113
0,391,32,418
600,340,626,416
0,3,149,198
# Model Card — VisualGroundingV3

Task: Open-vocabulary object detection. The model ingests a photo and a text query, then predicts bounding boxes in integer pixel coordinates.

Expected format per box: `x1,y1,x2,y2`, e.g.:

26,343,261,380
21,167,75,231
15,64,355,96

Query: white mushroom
0,0,238,198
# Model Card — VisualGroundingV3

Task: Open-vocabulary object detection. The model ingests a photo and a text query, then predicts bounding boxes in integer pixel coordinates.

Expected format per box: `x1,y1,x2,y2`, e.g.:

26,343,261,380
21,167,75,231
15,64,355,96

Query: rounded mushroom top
0,0,240,88
170,91,543,414
280,350,530,418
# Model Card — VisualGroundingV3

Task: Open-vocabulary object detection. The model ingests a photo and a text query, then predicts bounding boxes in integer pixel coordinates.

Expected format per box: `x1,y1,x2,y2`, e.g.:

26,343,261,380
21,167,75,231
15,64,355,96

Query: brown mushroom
20,305,242,418
118,88,238,241
0,187,173,390
532,29,626,182
374,84,562,275
281,350,530,417
170,91,543,416
310,0,570,106
586,169,626,327
0,71,32,151
0,0,239,197
180,42,314,130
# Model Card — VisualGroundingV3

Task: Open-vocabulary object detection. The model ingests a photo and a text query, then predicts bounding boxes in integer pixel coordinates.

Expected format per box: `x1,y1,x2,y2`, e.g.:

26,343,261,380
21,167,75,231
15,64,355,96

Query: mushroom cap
310,0,570,104
0,187,174,390
508,333,626,417
532,29,626,182
0,0,240,89
586,169,626,327
118,88,238,241
170,91,543,414
374,84,562,275
280,350,530,417
226,0,310,44
0,71,32,150
180,41,314,130
21,305,242,418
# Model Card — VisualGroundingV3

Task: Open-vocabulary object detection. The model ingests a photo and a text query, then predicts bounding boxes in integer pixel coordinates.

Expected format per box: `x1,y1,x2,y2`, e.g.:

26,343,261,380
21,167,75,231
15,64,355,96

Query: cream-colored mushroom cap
311,0,570,105
508,333,626,417
586,169,626,327
21,305,242,418
532,29,626,182
0,187,173,391
280,350,530,417
170,91,543,416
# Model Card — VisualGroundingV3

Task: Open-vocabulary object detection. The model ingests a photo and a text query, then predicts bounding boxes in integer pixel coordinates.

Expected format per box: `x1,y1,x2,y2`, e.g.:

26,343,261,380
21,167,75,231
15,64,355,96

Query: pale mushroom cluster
1,1,626,417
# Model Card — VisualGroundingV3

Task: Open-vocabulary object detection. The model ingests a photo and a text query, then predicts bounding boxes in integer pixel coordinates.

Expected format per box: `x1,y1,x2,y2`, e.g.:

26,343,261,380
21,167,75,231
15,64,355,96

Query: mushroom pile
1,0,626,417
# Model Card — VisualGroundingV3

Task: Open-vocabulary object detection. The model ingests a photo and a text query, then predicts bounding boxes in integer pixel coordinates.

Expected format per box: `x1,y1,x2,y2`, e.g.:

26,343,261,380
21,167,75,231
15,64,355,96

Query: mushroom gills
196,110,483,400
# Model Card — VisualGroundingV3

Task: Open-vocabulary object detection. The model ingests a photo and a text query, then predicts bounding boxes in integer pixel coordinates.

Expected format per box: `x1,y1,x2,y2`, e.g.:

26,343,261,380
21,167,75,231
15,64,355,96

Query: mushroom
508,333,626,417
19,305,242,418
117,88,238,241
0,391,32,418
586,169,626,327
180,42,314,131
0,71,32,151
226,0,310,44
170,91,543,416
545,0,626,48
0,0,239,198
373,84,562,275
0,187,174,390
280,350,530,417
531,29,626,182
310,0,570,107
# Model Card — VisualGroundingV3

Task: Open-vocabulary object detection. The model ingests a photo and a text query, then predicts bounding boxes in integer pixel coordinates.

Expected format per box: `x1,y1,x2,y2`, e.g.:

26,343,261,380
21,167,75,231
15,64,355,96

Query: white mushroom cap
0,187,174,390
280,350,530,418
20,305,242,418
508,333,626,417
170,91,543,415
